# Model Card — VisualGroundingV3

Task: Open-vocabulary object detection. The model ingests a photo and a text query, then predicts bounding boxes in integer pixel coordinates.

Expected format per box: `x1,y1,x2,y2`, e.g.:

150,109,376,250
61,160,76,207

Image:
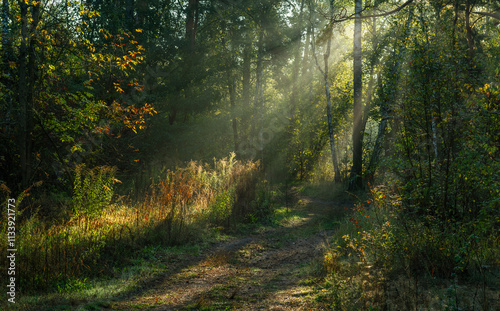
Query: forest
0,0,499,310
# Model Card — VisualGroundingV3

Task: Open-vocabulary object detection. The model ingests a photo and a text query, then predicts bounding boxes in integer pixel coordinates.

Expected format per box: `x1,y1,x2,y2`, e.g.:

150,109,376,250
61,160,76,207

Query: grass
0,154,268,310
11,242,221,311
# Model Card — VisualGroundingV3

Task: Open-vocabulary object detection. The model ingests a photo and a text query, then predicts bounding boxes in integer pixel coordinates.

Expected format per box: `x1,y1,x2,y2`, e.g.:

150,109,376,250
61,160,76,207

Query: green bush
73,165,117,218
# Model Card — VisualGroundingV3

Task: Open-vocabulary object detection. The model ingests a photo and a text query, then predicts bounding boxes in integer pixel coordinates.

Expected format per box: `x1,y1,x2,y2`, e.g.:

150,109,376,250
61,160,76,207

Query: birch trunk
312,0,341,182
290,0,305,120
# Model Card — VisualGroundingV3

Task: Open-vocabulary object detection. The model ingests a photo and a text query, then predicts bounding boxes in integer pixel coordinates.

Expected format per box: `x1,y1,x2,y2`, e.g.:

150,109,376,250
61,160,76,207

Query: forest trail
110,192,351,310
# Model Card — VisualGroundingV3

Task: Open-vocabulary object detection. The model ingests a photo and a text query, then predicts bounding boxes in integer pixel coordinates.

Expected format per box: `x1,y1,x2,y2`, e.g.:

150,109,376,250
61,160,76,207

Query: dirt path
110,195,349,310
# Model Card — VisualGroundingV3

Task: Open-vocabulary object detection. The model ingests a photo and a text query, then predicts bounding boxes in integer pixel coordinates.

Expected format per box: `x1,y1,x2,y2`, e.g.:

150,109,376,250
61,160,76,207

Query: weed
0,154,264,296
73,165,117,218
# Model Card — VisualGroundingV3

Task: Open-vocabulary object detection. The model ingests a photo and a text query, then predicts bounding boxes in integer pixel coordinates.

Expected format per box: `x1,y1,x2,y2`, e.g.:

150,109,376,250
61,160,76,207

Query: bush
73,165,117,218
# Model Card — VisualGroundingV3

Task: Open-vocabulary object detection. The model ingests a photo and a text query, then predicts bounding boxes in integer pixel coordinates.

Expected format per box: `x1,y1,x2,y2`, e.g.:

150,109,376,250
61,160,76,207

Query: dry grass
0,153,261,294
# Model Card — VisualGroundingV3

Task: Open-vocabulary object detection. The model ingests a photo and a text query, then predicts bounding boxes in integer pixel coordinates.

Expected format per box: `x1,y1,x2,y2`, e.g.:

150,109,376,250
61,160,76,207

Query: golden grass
0,153,261,293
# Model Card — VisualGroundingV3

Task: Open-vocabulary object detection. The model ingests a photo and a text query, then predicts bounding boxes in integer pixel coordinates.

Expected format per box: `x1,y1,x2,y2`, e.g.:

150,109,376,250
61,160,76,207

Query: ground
106,195,350,310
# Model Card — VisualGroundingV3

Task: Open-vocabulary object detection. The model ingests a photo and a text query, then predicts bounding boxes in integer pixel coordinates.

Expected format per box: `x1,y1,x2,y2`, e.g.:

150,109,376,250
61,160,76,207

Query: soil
109,195,350,310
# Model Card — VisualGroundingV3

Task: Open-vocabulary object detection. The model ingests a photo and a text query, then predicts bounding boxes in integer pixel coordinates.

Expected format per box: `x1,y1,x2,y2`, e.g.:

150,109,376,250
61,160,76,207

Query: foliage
318,2,500,309
73,165,117,218
0,155,261,293
319,180,499,310
1,0,499,308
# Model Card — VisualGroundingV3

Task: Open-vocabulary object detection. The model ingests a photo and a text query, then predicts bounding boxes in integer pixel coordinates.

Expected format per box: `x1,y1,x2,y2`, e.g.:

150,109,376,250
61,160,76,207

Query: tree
349,0,363,190
0,0,155,195
311,0,341,182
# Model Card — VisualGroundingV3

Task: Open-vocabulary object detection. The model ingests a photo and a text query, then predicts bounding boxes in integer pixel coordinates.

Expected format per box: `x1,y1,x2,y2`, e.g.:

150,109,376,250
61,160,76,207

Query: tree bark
324,56,341,183
290,0,305,120
465,0,475,70
1,0,13,133
242,42,251,109
228,74,239,158
312,0,341,182
222,26,240,159
252,28,264,152
170,0,199,125
186,0,198,51
241,40,251,145
326,0,341,183
19,0,30,188
349,0,363,190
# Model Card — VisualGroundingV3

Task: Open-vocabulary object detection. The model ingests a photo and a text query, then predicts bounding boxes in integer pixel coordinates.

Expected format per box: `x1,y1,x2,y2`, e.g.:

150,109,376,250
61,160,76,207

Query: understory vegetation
0,154,269,294
315,180,499,310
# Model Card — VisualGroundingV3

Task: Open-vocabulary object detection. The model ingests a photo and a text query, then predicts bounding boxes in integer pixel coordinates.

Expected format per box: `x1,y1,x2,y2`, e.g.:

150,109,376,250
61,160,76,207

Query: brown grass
0,153,261,294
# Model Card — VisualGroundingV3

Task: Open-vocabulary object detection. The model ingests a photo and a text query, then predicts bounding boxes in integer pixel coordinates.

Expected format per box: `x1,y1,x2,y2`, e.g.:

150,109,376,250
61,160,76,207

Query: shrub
73,165,117,218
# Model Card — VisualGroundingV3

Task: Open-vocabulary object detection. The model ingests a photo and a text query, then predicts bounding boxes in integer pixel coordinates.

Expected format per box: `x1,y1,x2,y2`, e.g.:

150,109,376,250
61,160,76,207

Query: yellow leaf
135,29,143,33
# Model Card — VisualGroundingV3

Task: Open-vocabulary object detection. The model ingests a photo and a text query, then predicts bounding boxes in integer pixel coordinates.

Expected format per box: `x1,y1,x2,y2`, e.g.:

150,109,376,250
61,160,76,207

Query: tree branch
333,0,414,23
471,11,500,21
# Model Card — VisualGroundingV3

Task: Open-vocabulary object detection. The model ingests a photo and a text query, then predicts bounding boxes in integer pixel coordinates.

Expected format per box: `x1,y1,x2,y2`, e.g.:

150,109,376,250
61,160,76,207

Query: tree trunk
310,0,342,183
324,63,341,183
310,0,341,182
241,41,251,145
363,16,377,128
252,28,264,152
349,0,363,190
19,0,30,188
222,27,240,159
465,0,474,71
1,0,13,133
228,76,239,158
170,0,199,125
290,0,305,120
325,1,341,183
302,23,312,100
186,0,198,51
242,42,251,109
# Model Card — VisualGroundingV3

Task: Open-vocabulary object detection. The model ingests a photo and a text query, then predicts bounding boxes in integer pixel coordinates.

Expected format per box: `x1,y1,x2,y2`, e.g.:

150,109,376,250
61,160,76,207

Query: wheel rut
110,196,351,310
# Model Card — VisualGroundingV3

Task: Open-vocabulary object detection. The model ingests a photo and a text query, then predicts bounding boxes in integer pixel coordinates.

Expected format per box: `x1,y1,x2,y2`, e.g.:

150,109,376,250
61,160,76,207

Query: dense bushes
320,179,499,310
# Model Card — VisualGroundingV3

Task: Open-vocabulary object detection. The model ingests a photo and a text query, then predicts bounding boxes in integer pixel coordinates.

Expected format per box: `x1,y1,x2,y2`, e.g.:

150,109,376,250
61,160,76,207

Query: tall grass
0,153,262,293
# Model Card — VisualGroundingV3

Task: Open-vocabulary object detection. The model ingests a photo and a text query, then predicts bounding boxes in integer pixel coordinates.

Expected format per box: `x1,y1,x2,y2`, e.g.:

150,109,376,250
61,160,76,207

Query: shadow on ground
105,195,352,310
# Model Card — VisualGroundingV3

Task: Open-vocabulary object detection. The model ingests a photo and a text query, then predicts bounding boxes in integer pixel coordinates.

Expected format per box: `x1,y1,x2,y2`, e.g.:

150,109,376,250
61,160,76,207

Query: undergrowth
318,182,500,310
0,153,265,296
